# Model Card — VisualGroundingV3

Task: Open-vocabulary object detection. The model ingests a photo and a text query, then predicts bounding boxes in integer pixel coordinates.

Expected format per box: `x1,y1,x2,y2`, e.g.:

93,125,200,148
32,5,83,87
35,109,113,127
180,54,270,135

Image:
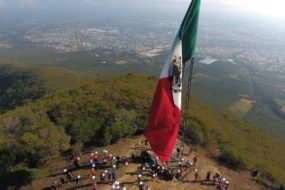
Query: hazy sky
207,0,285,19
0,0,285,21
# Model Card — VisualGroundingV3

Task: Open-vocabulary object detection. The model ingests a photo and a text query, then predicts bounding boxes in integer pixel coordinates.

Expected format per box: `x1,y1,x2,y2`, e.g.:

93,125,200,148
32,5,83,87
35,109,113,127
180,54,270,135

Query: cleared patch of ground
31,136,262,190
115,60,128,65
230,98,254,117
0,43,13,49
140,49,163,58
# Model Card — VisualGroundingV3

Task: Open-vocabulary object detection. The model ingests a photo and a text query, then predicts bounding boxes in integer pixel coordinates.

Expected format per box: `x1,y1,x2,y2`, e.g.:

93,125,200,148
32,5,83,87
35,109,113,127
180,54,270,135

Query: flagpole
181,57,195,158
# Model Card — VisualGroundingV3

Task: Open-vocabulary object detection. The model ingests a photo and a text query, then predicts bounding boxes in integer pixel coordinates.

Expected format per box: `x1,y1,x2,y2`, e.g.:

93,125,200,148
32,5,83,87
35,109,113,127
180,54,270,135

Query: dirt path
32,136,262,190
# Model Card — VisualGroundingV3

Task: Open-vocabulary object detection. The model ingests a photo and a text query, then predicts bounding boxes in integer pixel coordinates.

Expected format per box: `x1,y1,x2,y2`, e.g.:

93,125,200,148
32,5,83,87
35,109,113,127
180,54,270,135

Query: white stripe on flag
159,35,182,109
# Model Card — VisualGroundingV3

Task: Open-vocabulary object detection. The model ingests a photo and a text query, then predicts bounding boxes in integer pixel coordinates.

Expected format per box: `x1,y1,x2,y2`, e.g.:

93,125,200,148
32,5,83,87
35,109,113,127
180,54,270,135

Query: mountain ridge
0,64,284,189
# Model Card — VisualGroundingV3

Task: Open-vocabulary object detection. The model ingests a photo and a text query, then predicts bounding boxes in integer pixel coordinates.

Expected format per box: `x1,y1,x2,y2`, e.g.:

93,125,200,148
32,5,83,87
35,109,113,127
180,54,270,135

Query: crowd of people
138,147,230,190
48,141,230,190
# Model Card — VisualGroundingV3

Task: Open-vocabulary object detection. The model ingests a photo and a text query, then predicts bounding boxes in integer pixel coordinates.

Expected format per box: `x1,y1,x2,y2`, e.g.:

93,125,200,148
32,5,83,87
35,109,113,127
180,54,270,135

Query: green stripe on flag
179,0,201,63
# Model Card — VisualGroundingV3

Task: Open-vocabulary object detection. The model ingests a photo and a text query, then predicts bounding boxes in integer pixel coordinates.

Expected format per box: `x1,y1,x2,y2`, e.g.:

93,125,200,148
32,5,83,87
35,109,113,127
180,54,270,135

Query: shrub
218,147,246,170
0,169,33,189
187,128,204,144
186,116,207,144
278,184,284,190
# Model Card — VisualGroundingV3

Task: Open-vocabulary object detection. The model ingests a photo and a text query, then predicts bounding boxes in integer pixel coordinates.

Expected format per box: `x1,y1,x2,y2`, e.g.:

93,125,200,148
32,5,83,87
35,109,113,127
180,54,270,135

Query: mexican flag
144,0,201,163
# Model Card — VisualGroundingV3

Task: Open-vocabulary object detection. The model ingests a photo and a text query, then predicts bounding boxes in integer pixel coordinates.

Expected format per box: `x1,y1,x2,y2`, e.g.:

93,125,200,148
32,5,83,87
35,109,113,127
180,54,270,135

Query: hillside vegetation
0,65,284,188
186,99,285,183
0,64,45,112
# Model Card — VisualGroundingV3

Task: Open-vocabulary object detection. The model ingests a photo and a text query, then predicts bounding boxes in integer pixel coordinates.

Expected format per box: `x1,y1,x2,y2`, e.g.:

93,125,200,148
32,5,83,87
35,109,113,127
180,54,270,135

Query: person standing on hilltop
213,172,220,184
50,180,58,190
138,181,144,190
73,157,80,169
75,175,81,188
138,173,142,181
116,156,120,166
194,169,199,182
251,169,260,181
107,170,112,183
176,168,184,179
206,171,211,181
193,156,198,166
92,179,97,190
90,152,95,165
176,147,181,158
152,171,157,181
100,171,106,183
140,165,146,174
113,181,120,190
217,177,225,190
90,166,96,177
187,159,193,168
121,184,127,190
60,176,65,188
66,171,74,183
94,151,99,162
111,171,117,183
224,181,230,190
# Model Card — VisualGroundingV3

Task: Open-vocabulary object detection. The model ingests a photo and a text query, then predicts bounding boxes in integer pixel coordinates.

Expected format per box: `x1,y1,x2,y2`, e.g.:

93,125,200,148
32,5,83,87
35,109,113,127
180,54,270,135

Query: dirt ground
32,136,262,190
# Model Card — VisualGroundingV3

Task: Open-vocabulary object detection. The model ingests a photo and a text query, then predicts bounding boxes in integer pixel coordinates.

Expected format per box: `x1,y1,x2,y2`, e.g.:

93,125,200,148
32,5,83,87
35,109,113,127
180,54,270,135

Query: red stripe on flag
144,77,181,162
